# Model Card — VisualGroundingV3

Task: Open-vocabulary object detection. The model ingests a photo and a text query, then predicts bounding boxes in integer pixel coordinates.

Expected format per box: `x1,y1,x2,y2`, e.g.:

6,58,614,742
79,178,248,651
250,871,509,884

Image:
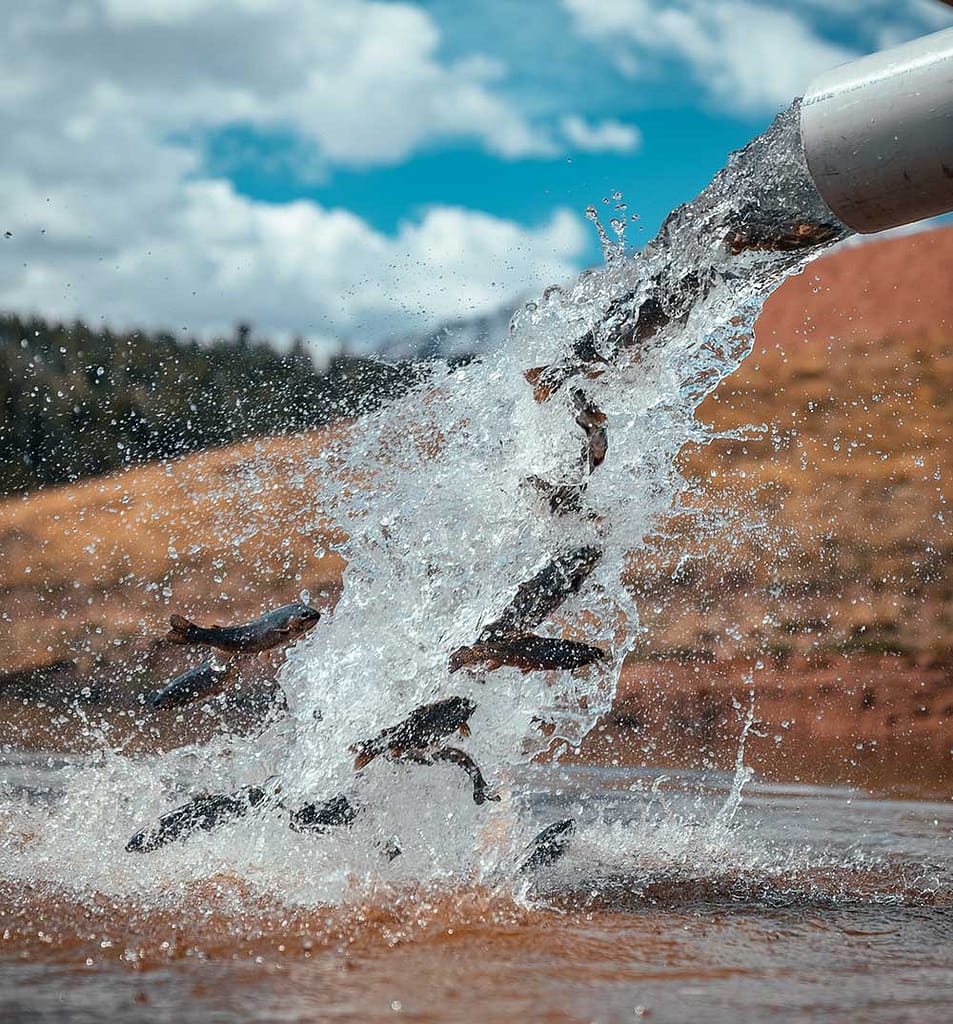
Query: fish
571,389,608,473
376,837,402,862
349,696,477,771
449,632,607,674
125,785,268,853
522,475,586,516
518,818,575,874
165,602,320,654
149,659,240,711
524,292,670,402
286,793,359,834
724,212,841,255
517,397,606,520
478,547,602,642
429,747,500,805
522,267,711,406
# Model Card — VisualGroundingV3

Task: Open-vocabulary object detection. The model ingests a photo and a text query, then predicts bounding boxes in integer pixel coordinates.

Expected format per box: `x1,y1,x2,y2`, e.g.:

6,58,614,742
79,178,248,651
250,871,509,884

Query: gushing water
2,105,859,905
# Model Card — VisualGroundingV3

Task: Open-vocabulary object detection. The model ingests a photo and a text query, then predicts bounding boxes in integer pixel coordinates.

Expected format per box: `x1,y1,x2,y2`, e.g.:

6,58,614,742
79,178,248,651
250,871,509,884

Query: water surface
3,754,951,1023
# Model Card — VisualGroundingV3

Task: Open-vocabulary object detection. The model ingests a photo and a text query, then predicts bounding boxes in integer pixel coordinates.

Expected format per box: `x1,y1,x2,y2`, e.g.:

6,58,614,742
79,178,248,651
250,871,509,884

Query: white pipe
800,27,953,233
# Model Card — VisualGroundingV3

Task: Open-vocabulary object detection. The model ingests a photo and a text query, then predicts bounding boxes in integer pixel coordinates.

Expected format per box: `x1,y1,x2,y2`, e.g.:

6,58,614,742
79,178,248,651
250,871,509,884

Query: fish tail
350,743,377,771
473,781,501,805
166,614,199,644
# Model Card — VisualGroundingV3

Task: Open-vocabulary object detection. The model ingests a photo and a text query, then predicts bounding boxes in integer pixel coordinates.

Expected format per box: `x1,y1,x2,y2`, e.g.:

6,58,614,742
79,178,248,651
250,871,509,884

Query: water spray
6,27,953,906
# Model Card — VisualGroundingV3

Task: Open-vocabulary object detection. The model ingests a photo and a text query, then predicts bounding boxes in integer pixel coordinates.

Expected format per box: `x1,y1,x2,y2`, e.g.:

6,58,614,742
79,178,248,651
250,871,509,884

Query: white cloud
8,1,552,166
875,0,953,47
562,0,953,113
561,115,642,153
561,0,858,114
0,173,587,355
0,1,588,351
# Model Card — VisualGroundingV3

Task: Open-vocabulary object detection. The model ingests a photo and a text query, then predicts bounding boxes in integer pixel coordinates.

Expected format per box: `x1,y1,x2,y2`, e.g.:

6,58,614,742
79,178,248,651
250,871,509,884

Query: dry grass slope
0,428,347,676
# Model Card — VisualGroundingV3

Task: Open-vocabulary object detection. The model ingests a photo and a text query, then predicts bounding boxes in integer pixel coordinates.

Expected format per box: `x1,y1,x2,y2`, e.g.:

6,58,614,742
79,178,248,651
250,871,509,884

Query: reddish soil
582,655,953,799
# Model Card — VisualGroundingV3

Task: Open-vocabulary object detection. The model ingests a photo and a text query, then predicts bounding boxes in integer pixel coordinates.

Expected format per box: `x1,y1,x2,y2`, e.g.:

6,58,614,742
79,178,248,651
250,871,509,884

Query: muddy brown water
2,740,952,1023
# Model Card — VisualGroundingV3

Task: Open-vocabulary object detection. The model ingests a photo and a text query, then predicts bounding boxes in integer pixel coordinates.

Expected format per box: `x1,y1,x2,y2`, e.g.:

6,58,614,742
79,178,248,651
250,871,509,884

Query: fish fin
458,722,471,739
353,750,376,771
166,614,194,643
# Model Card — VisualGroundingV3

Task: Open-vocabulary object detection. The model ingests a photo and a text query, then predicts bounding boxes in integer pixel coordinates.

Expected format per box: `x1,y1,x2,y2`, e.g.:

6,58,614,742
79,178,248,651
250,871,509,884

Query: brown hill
642,224,953,663
2,225,953,793
0,429,346,678
759,226,953,342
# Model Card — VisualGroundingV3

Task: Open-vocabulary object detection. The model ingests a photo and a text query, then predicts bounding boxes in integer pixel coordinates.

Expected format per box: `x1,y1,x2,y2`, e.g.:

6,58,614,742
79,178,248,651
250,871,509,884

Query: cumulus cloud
561,115,642,154
14,0,552,165
562,0,953,114
0,1,588,352
562,0,857,113
0,174,587,355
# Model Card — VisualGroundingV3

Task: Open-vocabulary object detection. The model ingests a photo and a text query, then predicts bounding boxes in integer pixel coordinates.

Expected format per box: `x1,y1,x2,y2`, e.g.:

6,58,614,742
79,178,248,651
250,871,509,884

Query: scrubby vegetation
0,315,426,495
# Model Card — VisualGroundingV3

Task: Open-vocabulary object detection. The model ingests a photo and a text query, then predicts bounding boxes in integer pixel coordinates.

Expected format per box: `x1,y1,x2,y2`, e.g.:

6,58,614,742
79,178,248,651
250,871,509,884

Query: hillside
639,224,953,663
2,225,953,793
0,315,436,496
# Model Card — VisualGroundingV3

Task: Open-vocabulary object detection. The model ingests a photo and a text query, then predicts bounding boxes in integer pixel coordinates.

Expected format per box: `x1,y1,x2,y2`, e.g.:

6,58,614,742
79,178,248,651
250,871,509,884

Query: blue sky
1,1,950,356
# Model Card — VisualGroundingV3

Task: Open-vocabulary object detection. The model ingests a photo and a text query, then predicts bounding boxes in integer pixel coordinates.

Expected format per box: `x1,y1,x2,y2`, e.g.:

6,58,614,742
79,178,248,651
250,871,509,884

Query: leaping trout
449,632,607,674
150,659,241,710
349,696,477,771
125,785,269,853
165,602,321,654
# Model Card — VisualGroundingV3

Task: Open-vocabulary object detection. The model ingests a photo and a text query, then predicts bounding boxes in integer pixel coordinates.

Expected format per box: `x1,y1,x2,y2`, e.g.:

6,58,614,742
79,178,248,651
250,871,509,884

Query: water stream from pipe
11,103,944,924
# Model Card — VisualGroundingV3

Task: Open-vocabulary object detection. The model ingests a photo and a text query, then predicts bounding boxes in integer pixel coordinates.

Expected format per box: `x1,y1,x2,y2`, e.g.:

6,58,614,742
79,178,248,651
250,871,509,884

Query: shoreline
580,654,953,800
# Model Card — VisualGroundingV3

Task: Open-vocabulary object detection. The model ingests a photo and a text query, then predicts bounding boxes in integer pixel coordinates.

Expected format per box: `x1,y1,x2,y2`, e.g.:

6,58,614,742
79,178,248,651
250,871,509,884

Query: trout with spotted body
349,696,476,771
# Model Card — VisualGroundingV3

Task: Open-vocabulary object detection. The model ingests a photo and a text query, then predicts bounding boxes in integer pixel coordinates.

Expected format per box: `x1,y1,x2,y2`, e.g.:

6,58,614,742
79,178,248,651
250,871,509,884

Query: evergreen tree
0,314,432,495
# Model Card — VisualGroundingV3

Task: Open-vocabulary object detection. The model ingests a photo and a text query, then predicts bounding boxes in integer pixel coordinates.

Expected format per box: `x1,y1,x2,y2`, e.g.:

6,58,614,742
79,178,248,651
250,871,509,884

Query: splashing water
2,105,863,907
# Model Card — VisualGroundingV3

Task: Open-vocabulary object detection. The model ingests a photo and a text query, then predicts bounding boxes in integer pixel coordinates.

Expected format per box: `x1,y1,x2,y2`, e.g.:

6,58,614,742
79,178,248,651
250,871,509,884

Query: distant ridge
0,317,426,496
